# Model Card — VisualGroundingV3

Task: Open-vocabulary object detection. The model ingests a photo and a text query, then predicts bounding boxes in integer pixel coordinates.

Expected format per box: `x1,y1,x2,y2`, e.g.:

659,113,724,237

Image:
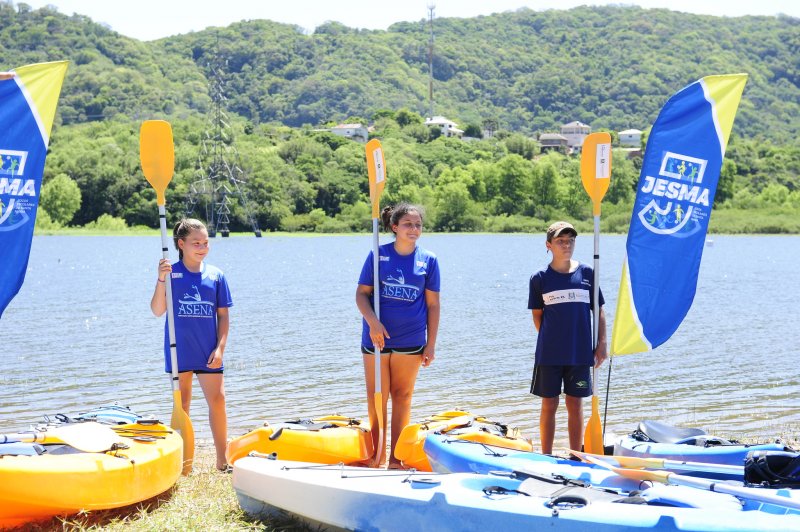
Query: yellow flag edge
611,258,650,356
700,74,748,156
12,61,69,145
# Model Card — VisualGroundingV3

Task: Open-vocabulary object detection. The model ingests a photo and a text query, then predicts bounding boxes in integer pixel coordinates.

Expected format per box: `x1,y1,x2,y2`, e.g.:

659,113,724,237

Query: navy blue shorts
531,365,592,398
361,345,425,355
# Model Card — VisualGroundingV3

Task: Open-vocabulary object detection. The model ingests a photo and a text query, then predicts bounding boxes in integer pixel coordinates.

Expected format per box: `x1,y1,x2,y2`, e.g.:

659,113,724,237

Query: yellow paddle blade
171,389,194,475
571,449,672,484
583,395,604,455
366,139,386,218
139,120,175,206
580,132,612,216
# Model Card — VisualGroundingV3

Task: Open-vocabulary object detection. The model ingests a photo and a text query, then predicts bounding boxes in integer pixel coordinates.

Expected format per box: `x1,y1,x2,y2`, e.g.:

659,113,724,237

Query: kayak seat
634,420,707,444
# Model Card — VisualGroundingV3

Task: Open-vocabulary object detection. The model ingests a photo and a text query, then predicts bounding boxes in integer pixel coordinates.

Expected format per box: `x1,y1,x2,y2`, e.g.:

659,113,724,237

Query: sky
16,0,799,41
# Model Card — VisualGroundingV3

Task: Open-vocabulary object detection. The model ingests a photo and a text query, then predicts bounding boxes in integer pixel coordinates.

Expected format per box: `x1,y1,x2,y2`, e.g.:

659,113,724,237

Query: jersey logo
543,289,590,305
381,268,420,302
177,284,214,317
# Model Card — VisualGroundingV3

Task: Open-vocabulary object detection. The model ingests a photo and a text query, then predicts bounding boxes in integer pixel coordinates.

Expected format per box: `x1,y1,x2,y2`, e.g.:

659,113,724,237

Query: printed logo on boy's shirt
171,272,183,279
177,284,214,318
381,268,420,302
543,289,590,305
379,255,390,261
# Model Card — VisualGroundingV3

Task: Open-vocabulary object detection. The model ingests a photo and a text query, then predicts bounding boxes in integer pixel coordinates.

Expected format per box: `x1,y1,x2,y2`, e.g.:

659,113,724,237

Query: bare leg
565,395,584,453
178,372,193,414
539,396,559,455
387,354,422,467
197,373,227,470
362,353,390,467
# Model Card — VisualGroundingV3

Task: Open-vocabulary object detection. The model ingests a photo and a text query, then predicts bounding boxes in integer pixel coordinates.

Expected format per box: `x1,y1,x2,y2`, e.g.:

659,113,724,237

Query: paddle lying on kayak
140,119,194,475
0,422,119,453
571,449,800,511
579,132,612,455
568,449,743,476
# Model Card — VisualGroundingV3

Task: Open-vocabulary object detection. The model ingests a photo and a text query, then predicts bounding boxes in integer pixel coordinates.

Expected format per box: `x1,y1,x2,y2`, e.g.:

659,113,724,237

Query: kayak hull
394,410,532,471
226,415,373,465
0,421,182,528
232,456,800,532
424,433,643,492
615,435,788,478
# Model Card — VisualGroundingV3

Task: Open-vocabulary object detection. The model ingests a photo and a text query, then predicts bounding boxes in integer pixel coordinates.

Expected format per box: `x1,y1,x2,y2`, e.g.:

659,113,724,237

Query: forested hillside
1,2,798,233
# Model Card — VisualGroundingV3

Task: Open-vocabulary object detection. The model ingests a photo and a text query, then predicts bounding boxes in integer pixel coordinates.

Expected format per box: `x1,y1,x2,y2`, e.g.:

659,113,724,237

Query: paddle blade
366,139,386,218
140,120,175,206
580,132,612,216
584,395,604,455
171,389,194,475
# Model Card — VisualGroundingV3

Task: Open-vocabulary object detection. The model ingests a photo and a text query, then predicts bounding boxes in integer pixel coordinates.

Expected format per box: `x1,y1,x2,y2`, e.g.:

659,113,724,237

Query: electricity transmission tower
185,52,261,237
427,4,435,119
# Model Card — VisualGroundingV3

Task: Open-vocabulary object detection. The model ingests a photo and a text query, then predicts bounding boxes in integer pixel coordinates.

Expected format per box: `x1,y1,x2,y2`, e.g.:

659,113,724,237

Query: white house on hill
330,123,368,142
425,116,464,138
560,121,591,152
619,128,642,147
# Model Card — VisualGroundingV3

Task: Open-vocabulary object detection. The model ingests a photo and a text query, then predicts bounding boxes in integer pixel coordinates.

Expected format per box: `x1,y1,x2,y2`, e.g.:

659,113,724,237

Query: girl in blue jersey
150,218,232,471
356,203,441,469
528,221,607,455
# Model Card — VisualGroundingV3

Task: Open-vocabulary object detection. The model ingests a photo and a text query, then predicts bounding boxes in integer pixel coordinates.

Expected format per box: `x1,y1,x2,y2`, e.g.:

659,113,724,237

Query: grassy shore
21,444,307,532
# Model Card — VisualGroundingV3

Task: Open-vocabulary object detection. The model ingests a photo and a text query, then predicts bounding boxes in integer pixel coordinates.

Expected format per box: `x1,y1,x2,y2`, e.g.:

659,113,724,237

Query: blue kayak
424,433,644,492
233,455,800,531
615,421,791,478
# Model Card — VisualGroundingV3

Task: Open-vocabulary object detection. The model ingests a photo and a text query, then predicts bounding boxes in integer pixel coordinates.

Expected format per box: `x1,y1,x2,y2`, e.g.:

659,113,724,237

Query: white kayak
232,455,800,532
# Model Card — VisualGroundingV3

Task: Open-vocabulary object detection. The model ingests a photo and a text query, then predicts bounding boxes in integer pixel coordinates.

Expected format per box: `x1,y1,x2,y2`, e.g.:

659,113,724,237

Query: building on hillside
538,133,569,154
330,123,369,142
425,116,464,138
619,128,642,147
560,121,591,153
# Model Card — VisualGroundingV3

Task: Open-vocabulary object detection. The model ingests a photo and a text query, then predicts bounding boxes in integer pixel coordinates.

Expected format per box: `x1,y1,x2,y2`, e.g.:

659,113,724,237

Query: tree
40,173,82,225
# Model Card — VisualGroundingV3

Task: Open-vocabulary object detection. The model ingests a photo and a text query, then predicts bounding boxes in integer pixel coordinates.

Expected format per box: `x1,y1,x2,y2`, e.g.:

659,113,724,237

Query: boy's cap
547,221,577,241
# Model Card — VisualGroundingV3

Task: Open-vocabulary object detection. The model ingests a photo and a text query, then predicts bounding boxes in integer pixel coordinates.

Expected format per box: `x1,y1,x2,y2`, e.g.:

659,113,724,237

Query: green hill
2,2,798,233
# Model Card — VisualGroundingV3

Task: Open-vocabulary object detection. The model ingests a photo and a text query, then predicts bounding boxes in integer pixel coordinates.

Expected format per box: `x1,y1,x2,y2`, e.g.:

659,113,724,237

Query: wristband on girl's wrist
157,278,165,283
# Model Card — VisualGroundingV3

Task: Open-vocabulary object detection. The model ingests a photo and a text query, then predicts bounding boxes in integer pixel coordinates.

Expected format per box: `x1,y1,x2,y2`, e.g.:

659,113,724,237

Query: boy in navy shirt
528,221,607,455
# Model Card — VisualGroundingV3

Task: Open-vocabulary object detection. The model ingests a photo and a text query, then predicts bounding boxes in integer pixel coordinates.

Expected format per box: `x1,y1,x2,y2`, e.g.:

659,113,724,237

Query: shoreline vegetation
33,206,800,238
21,432,799,531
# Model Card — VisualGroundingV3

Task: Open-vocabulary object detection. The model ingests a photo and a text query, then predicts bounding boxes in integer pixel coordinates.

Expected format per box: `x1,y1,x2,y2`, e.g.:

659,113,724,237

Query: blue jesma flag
611,74,747,355
0,61,68,317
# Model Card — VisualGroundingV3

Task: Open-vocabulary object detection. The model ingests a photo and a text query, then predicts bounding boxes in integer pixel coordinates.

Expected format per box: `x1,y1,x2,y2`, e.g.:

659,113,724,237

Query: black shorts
361,345,425,355
531,365,592,398
178,369,224,374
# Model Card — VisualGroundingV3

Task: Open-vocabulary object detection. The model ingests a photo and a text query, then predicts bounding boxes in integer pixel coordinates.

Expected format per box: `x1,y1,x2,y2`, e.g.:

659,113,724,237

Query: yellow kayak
0,420,182,528
394,410,533,471
226,415,373,466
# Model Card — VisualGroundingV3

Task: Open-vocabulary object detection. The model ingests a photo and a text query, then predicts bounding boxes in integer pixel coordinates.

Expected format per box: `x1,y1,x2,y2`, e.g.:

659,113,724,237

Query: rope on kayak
444,438,508,457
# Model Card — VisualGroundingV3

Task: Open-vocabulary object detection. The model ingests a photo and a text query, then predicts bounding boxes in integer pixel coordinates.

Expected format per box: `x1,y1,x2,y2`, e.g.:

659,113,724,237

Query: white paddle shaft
372,218,381,393
158,205,180,393
592,215,600,397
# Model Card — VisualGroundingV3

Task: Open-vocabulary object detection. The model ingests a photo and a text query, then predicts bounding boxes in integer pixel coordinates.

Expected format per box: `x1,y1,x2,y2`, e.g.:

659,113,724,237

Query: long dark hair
173,218,207,260
381,203,424,234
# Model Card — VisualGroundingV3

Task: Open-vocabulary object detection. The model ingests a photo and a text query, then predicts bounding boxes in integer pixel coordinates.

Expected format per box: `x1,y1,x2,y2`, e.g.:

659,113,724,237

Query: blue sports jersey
528,263,603,366
164,261,233,372
358,243,440,348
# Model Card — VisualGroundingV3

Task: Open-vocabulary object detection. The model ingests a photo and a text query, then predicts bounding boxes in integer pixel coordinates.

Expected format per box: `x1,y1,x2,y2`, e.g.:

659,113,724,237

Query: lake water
2,233,798,449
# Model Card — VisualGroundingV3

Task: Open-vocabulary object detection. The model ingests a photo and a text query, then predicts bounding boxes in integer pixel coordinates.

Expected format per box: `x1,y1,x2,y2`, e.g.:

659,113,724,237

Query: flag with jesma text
0,61,68,317
611,74,747,356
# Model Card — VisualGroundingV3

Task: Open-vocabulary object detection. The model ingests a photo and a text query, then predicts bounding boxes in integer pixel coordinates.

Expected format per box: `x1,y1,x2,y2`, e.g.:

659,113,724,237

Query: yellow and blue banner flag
0,61,68,317
611,74,747,355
